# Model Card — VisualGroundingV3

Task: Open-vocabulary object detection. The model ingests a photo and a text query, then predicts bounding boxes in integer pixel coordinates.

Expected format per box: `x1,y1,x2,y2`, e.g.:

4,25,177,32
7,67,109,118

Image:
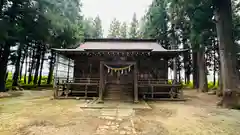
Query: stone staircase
104,84,133,101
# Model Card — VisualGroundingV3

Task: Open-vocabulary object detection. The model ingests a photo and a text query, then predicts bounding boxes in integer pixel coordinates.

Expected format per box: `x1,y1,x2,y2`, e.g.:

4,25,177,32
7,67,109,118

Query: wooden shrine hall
53,38,187,103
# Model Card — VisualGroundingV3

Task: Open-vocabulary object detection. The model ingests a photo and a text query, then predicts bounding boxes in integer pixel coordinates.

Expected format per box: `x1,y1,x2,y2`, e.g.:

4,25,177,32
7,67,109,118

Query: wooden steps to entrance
104,84,133,101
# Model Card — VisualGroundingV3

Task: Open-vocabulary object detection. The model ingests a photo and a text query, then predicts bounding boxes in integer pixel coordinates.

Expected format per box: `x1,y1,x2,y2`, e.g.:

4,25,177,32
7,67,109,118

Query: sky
81,0,153,36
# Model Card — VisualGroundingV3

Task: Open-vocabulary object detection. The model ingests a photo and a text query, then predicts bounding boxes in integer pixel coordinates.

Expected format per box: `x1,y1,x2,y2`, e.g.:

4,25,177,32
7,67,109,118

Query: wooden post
53,53,59,98
55,84,59,98
134,62,139,103
65,83,69,98
151,86,154,99
54,53,59,88
98,61,104,103
67,58,70,83
173,58,177,84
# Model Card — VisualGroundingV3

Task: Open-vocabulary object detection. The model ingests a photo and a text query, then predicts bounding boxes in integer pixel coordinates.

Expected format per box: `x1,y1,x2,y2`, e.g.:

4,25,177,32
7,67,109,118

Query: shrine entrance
99,61,138,102
104,63,134,85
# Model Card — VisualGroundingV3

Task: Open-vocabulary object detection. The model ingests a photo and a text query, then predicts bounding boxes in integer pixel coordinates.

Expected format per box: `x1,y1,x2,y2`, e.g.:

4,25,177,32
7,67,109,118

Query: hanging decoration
104,64,133,75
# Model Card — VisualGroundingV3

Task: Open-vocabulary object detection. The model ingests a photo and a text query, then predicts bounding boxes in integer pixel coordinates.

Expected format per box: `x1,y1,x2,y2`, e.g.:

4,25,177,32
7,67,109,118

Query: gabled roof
53,38,187,52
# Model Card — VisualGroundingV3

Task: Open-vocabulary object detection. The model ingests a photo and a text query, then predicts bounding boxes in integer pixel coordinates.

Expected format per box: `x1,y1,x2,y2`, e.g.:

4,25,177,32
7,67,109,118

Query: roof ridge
84,38,157,42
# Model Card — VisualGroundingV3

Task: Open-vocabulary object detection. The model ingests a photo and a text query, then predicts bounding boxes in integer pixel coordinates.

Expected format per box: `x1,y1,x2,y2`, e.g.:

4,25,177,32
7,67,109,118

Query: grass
182,81,219,90
5,72,53,90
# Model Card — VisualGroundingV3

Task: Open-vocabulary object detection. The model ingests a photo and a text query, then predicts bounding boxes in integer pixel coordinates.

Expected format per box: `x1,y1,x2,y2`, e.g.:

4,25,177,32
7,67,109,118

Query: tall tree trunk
28,48,37,84
177,57,181,83
19,51,26,81
213,60,216,86
24,49,28,84
198,47,208,92
178,70,181,83
33,46,41,85
38,50,45,86
0,44,10,91
183,42,191,84
12,44,24,86
192,51,199,89
173,58,177,83
47,50,55,84
215,0,240,108
213,40,217,86
217,67,223,96
28,49,35,84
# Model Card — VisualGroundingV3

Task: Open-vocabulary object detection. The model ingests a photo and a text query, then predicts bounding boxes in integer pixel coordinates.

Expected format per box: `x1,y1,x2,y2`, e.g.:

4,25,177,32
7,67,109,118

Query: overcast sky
81,0,153,36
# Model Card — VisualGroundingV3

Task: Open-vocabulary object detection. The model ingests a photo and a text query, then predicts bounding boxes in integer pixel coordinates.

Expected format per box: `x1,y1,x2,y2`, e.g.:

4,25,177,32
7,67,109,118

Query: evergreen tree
120,22,128,38
143,0,170,48
214,0,240,108
108,18,121,38
129,13,139,38
0,0,85,90
83,17,95,38
93,15,103,38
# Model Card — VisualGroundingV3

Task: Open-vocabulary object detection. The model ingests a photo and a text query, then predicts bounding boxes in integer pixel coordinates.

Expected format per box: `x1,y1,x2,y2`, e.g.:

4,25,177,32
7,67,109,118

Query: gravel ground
0,90,240,135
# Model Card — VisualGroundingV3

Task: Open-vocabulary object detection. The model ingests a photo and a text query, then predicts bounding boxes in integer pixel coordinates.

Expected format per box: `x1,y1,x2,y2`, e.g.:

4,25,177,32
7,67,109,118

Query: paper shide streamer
104,64,133,75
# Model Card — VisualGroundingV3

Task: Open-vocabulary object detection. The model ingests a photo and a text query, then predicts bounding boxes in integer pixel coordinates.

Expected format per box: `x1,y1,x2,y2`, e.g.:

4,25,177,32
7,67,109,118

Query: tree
214,0,240,108
167,0,215,92
93,16,103,38
108,18,121,38
141,0,170,48
82,17,95,38
120,22,128,38
0,0,85,90
129,13,139,38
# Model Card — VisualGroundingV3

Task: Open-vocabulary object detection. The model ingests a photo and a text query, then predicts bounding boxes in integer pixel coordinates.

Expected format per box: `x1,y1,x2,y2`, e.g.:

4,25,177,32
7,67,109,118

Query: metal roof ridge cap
84,38,157,42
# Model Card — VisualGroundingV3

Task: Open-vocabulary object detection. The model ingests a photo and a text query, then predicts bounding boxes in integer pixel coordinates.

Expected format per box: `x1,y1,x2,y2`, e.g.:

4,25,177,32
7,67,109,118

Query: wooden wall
74,57,101,79
73,55,168,80
138,58,168,80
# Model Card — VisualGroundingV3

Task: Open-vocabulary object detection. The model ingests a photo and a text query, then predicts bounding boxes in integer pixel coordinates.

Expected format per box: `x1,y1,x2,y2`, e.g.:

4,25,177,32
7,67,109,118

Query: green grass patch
182,81,219,89
5,72,53,91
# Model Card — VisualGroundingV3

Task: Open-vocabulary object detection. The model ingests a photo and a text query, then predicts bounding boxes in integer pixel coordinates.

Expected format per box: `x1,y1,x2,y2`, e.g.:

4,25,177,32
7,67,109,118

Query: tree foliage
108,18,121,38
120,22,128,38
0,0,86,90
129,13,140,38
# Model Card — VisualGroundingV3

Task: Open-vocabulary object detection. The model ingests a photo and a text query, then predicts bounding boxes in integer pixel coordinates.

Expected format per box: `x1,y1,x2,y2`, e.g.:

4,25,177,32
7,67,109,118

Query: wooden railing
54,77,100,98
138,79,181,85
55,77,100,85
138,79,168,85
137,79,183,100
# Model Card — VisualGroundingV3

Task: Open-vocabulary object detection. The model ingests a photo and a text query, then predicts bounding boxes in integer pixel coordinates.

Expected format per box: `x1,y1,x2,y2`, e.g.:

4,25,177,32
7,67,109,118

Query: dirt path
0,90,240,135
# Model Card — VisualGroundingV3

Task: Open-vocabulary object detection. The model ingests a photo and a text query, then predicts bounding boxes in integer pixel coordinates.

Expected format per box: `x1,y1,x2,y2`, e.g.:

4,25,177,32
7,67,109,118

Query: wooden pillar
98,61,104,103
134,62,139,103
173,57,177,84
54,53,59,88
54,53,59,98
67,58,70,82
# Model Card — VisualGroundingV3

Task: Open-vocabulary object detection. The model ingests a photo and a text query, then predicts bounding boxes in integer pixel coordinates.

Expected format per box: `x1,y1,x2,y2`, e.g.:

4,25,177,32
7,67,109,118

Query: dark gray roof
79,41,161,51
53,38,187,52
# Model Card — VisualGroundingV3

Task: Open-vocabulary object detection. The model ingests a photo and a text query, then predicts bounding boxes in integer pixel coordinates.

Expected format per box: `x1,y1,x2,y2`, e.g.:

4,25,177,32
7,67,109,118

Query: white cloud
81,0,153,36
